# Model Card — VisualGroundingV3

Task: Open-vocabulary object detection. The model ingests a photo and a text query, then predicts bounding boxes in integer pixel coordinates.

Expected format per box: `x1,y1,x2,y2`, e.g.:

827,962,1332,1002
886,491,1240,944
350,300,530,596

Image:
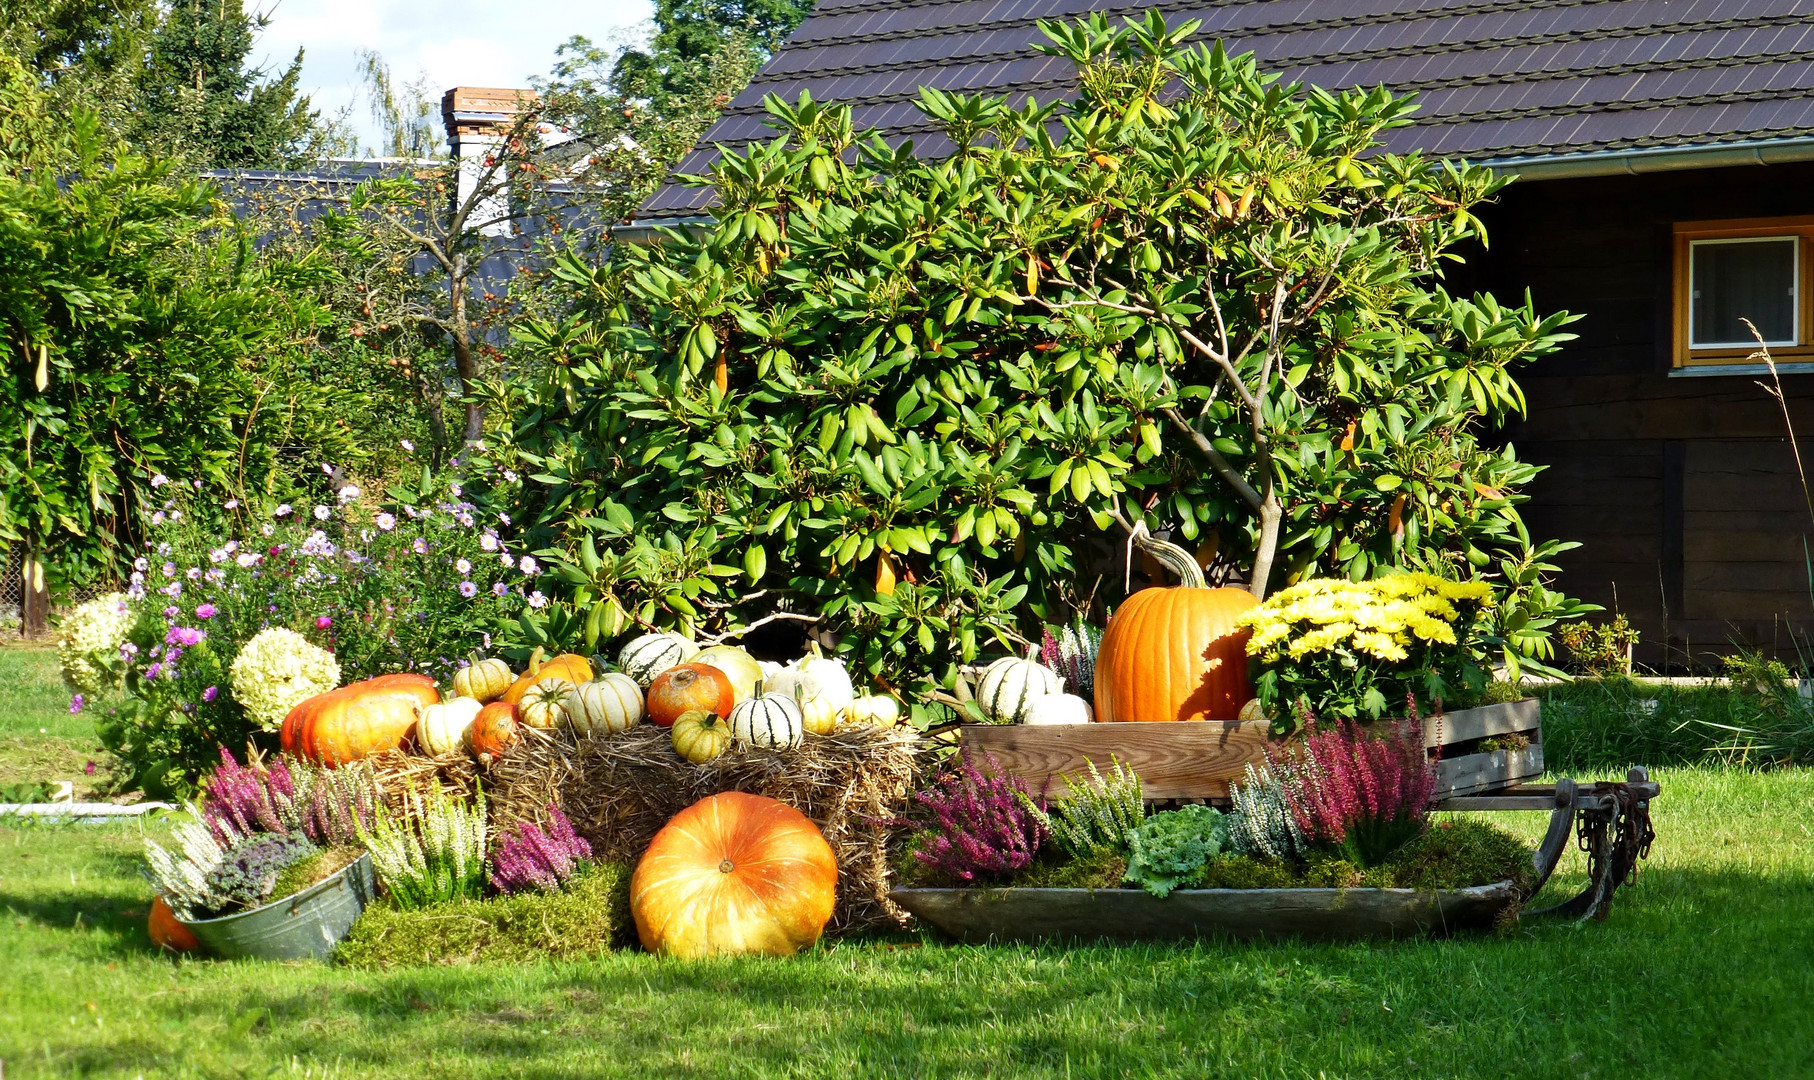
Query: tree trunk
448,262,485,448
1248,493,1283,602
21,549,49,640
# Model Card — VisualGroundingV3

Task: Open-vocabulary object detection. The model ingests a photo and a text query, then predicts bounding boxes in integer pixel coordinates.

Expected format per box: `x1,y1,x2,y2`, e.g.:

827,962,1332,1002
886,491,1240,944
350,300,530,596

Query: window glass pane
1692,238,1797,346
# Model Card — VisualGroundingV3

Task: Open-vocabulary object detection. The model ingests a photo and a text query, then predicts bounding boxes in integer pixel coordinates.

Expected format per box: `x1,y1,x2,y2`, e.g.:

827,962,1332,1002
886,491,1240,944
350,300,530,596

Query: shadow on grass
37,865,1806,1079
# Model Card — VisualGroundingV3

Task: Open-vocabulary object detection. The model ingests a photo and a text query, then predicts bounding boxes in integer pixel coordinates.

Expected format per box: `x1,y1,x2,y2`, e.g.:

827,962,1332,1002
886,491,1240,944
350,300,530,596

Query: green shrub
336,861,632,969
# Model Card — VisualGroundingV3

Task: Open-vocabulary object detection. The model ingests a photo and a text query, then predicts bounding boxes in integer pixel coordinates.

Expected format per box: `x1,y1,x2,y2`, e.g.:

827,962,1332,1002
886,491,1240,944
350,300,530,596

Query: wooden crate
959,699,1543,801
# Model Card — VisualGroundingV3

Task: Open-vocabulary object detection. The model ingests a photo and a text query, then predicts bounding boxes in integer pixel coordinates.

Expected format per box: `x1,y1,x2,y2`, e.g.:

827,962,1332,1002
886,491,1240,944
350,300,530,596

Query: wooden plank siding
1461,162,1814,667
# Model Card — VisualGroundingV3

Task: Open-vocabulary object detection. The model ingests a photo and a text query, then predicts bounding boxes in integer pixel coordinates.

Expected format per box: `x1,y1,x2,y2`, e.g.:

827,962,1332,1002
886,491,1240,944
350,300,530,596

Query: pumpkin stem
527,646,546,677
1133,528,1206,590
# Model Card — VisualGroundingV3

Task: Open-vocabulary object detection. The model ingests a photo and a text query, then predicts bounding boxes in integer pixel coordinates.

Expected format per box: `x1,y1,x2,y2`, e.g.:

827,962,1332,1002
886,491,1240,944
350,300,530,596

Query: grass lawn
3,766,1810,1079
0,644,104,797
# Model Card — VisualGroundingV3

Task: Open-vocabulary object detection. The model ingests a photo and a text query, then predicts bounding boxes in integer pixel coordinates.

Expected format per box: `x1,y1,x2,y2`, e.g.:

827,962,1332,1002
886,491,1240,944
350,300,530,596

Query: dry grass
373,723,927,933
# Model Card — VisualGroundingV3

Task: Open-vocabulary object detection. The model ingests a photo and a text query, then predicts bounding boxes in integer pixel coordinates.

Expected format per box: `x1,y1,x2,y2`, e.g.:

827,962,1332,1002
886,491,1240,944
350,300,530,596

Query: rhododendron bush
68,457,541,796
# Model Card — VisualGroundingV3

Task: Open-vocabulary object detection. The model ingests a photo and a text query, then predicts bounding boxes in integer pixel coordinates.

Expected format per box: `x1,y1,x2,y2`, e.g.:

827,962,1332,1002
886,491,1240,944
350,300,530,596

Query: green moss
269,844,362,902
1007,847,1128,890
1196,855,1299,890
1300,851,1365,888
335,861,633,969
1383,820,1533,891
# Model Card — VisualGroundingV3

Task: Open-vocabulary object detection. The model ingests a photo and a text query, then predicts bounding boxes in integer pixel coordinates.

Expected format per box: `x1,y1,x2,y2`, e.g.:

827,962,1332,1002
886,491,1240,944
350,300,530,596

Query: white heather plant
1226,761,1308,860
1025,757,1145,858
229,628,342,730
360,785,489,910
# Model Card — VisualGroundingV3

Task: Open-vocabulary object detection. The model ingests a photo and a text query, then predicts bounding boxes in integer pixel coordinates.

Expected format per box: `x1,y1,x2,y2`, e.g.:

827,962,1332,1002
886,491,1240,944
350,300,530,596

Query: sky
254,0,656,155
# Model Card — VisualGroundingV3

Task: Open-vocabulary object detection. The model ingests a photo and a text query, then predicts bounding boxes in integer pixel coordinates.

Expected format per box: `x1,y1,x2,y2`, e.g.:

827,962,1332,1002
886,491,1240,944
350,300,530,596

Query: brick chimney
441,86,538,237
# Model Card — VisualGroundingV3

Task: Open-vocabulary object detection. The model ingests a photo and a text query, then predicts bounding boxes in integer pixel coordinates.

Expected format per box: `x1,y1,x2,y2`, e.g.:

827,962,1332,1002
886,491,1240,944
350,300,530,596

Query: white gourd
975,656,1063,724
416,696,483,756
618,632,700,688
564,673,645,736
519,677,576,729
1023,692,1093,726
842,694,902,729
729,689,805,749
768,650,854,737
758,660,783,679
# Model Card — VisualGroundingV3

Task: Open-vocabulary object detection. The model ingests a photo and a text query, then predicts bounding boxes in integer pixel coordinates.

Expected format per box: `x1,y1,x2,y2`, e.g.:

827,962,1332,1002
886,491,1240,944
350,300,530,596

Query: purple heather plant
196,748,379,847
489,803,593,894
909,750,1048,883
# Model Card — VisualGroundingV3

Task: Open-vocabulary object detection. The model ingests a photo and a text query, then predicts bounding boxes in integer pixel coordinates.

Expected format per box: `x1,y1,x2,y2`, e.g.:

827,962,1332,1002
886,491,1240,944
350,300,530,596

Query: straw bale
374,724,928,934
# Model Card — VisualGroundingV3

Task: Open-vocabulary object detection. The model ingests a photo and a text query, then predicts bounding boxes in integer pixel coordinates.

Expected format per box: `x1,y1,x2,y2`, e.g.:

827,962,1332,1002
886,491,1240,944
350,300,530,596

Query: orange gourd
148,896,199,954
469,700,521,761
645,663,735,727
280,673,439,765
630,792,837,957
1094,535,1257,723
501,648,593,706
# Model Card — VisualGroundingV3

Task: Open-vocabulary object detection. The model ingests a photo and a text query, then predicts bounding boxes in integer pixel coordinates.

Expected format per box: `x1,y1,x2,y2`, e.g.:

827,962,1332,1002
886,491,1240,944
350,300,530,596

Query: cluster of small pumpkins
277,634,904,769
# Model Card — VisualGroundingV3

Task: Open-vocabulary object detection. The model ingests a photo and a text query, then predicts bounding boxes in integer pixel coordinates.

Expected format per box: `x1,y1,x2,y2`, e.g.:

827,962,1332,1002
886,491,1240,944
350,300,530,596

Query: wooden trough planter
905,703,1658,943
958,698,1545,802
892,881,1520,944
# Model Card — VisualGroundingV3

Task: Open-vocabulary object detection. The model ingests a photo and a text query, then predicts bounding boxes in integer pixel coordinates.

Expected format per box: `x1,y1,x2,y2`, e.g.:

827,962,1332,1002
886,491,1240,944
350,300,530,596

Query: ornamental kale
909,750,1047,883
202,832,319,915
489,804,593,894
1123,805,1229,898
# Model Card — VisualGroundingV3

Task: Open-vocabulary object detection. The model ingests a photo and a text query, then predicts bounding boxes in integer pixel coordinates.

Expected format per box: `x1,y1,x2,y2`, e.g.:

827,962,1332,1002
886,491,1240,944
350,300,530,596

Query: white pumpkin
975,656,1063,724
692,644,764,703
842,694,901,729
618,632,699,688
451,657,514,703
563,673,645,736
768,649,854,737
416,696,483,756
729,689,805,750
758,660,784,679
1023,692,1092,726
519,677,576,729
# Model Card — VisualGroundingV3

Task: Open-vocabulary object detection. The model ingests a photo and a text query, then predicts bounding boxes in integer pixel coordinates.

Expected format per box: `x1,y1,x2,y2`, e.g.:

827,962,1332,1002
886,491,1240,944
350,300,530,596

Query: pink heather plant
1262,717,1436,866
909,750,1048,883
489,804,593,894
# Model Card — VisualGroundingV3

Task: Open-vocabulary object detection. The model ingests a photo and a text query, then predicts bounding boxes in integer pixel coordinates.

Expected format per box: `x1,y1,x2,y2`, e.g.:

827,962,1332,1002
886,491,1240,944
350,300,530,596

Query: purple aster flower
145,662,162,679
69,694,85,713
203,685,218,703
480,532,499,551
527,591,548,609
317,616,333,629
518,555,539,576
195,603,216,619
491,582,508,597
150,473,168,488
313,505,331,521
458,581,478,598
274,503,292,517
455,558,471,574
412,538,429,555
223,498,239,510
401,439,414,452
376,512,396,531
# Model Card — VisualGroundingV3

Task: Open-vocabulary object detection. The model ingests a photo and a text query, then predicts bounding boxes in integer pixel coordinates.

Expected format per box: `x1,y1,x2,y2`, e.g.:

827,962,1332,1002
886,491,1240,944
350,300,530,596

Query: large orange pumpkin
148,896,199,954
631,791,837,957
645,663,735,727
1094,534,1257,723
501,648,593,706
468,700,520,761
280,673,439,765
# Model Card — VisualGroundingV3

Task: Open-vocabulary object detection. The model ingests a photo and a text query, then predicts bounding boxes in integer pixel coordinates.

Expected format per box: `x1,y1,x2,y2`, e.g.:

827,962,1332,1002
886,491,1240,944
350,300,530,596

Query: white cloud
255,0,654,155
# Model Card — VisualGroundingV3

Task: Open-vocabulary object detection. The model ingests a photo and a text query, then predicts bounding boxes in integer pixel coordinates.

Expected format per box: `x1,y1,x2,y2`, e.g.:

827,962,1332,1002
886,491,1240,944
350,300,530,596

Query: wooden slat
960,721,1272,800
1421,700,1541,749
1435,746,1546,799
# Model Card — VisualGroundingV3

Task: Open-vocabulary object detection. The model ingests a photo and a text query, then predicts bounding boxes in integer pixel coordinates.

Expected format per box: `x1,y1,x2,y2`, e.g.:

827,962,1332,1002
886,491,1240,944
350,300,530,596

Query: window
1674,217,1814,368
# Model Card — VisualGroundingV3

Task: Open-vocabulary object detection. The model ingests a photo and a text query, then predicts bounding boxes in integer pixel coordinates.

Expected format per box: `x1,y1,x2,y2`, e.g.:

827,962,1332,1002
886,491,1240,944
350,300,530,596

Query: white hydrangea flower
229,628,341,731
57,593,133,694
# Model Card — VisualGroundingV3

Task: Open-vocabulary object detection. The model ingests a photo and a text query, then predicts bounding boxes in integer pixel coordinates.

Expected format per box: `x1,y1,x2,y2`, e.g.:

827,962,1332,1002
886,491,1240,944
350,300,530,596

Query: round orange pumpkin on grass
148,896,199,954
280,673,440,765
630,791,837,957
1093,535,1257,723
645,663,735,727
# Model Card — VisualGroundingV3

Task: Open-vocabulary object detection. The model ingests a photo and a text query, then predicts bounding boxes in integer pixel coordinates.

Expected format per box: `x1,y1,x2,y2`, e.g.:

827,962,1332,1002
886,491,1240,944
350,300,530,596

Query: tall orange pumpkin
148,896,199,954
1094,535,1257,723
280,673,439,765
501,648,593,706
631,792,837,957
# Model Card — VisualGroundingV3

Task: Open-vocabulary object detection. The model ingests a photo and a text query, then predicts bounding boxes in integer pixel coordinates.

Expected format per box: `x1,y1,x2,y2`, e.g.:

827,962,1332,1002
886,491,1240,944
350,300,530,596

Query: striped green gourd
976,656,1063,724
618,633,699,688
729,685,805,749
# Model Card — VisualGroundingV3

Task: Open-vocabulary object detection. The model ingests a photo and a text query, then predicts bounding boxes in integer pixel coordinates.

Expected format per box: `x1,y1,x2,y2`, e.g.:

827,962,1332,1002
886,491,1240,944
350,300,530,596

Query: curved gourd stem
1133,529,1206,590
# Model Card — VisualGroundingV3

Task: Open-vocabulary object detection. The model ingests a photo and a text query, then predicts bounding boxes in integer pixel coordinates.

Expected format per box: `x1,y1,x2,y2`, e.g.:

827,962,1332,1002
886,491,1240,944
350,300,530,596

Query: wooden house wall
1464,163,1814,667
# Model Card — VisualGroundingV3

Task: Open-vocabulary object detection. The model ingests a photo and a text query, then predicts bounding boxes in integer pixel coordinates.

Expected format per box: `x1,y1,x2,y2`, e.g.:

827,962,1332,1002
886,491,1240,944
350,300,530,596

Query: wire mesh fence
1,551,118,635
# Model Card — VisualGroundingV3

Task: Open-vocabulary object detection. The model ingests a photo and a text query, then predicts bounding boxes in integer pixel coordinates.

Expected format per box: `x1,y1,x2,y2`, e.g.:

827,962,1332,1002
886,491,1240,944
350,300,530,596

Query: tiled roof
640,0,1814,222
